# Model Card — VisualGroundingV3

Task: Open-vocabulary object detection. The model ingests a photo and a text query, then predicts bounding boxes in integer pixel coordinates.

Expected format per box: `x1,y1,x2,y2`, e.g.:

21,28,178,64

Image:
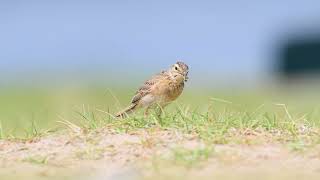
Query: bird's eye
175,66,178,70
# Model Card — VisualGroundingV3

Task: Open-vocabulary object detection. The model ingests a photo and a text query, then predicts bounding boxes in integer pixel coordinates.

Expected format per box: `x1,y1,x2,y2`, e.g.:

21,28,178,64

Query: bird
115,61,189,118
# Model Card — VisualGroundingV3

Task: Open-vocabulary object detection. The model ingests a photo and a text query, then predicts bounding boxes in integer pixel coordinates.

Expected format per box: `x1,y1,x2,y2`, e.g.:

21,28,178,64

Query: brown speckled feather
131,70,167,104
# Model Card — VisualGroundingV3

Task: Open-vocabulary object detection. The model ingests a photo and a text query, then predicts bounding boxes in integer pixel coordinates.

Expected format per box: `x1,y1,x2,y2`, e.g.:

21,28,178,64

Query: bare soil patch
1,127,320,180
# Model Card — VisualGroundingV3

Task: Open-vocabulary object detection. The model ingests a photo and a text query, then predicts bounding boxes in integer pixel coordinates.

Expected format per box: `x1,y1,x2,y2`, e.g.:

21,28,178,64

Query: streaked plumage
116,61,189,118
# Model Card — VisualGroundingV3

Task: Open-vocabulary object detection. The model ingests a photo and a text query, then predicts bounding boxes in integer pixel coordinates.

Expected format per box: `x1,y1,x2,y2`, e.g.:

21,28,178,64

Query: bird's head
169,61,189,82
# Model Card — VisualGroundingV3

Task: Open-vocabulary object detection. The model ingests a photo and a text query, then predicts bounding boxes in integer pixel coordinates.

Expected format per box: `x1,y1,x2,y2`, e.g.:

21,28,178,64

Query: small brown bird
116,61,189,118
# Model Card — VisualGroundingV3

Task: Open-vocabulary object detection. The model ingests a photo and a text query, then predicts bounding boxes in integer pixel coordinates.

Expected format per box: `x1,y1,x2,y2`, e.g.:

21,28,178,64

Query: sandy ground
1,128,320,180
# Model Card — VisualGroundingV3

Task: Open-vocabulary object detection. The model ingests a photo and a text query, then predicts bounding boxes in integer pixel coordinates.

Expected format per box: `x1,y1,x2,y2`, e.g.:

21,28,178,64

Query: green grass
71,97,320,145
1,86,320,144
170,146,213,167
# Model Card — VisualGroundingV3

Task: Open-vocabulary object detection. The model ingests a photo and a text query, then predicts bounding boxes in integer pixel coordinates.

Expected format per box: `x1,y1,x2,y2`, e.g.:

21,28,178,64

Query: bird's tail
115,103,138,118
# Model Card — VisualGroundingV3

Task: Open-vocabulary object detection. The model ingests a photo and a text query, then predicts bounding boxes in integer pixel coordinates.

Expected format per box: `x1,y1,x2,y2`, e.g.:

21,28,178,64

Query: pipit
116,61,189,118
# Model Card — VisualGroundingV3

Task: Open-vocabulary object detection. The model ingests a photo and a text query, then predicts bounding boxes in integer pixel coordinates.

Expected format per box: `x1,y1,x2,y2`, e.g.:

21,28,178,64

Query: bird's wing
131,71,167,104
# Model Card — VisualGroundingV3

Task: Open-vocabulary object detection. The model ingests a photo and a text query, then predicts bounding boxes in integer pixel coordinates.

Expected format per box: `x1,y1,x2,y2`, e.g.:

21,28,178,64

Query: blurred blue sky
0,1,320,87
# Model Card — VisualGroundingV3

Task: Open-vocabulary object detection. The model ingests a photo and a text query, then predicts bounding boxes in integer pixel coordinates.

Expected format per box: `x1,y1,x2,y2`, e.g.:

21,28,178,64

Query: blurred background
1,0,320,136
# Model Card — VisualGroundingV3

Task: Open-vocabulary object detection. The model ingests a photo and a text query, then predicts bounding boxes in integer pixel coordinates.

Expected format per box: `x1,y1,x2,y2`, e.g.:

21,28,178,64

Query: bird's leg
144,106,150,118
155,104,165,125
156,107,163,119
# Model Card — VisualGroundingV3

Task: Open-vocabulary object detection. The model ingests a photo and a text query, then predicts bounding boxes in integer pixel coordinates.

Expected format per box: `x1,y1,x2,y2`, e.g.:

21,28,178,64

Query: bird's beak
184,75,189,82
184,72,189,82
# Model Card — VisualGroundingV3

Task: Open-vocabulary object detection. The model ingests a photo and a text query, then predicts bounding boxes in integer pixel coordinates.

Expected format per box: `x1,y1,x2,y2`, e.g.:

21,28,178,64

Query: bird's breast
149,78,185,104
163,81,184,102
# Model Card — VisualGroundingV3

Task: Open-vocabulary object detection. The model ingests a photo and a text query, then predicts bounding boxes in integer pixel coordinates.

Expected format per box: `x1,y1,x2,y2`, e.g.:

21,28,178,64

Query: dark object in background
279,39,320,77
